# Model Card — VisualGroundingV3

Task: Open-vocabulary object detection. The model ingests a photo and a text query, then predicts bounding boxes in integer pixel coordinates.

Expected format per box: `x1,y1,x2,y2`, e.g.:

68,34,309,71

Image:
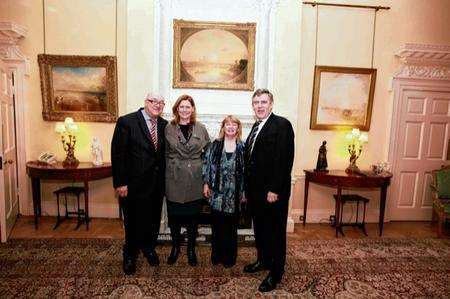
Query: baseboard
290,208,381,223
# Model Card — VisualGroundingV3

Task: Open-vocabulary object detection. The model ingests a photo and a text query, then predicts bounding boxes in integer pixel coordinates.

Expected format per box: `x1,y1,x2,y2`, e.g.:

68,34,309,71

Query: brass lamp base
345,163,360,174
63,156,79,167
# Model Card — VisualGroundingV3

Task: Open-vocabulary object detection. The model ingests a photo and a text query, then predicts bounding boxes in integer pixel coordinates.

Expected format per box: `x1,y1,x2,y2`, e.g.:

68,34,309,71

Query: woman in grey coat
165,94,210,266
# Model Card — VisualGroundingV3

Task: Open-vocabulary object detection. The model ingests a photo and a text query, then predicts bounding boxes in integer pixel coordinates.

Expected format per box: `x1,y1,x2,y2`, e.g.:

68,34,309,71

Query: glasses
147,99,165,107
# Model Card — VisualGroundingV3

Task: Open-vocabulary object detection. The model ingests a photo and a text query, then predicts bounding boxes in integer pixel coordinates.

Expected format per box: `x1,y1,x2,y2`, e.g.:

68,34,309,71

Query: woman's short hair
171,94,197,124
218,115,242,141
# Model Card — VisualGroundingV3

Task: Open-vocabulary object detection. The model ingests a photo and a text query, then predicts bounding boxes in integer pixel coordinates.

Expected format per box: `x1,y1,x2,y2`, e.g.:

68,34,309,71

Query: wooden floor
9,216,442,240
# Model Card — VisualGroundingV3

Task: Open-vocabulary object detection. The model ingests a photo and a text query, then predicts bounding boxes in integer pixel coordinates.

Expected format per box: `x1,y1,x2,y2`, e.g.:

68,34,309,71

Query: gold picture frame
310,65,377,131
173,19,256,91
38,54,118,123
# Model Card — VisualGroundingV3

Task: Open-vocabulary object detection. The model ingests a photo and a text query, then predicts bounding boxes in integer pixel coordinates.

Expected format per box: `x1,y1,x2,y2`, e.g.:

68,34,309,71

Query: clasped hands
202,184,278,203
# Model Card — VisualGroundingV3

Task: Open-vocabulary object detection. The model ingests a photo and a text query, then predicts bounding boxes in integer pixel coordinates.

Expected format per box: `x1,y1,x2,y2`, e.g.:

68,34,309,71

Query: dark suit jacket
244,113,295,204
111,108,168,200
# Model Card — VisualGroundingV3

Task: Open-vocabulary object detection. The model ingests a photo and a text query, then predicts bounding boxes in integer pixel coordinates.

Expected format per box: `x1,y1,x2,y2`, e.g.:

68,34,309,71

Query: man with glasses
111,93,167,275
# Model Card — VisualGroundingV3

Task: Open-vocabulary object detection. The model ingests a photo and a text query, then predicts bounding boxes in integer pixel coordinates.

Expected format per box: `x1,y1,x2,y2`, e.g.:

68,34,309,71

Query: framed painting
38,54,118,122
172,19,256,91
310,65,377,131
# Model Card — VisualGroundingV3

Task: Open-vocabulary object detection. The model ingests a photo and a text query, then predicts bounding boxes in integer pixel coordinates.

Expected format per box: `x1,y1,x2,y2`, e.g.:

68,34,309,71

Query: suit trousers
121,186,164,260
251,198,289,279
211,210,238,265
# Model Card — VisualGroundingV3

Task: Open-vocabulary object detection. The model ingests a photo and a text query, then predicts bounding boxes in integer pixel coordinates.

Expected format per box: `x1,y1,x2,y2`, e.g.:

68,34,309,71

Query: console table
303,170,393,237
26,161,112,230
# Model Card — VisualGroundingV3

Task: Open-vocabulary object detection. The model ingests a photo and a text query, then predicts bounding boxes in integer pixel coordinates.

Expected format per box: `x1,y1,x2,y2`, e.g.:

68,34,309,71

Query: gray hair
252,88,273,102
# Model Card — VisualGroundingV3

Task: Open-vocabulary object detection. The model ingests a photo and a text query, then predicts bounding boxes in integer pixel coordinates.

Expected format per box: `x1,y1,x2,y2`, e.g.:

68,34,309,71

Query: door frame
0,22,30,220
387,79,450,220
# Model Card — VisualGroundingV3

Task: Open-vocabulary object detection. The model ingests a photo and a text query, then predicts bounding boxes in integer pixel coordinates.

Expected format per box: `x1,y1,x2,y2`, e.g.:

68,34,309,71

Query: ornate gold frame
310,65,377,131
172,19,256,91
38,54,118,123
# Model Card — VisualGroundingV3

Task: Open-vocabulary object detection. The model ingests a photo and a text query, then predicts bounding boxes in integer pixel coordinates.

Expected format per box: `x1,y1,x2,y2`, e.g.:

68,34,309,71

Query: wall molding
153,0,280,114
394,43,450,80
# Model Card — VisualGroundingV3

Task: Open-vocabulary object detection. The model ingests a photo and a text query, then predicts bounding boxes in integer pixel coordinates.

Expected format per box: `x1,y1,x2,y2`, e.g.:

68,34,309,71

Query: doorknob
7,159,13,164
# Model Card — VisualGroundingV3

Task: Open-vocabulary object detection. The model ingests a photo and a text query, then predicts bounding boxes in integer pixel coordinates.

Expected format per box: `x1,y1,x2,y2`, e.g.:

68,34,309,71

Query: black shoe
243,261,267,273
187,247,197,267
123,258,136,275
144,250,160,266
167,246,180,265
258,273,281,293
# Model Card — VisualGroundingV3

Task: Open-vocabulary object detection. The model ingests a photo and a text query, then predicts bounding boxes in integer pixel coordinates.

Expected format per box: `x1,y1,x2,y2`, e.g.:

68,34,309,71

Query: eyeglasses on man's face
147,99,166,107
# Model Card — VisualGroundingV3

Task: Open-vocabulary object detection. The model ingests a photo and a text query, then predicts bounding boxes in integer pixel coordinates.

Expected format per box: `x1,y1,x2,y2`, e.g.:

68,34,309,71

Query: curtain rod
303,1,390,11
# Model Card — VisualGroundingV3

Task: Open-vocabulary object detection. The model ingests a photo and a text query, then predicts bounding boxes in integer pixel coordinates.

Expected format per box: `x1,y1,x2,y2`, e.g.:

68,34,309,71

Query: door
389,87,450,220
0,59,19,242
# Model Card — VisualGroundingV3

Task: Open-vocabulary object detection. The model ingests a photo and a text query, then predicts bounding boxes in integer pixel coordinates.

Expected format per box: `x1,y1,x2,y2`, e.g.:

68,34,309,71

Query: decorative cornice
394,43,450,80
0,21,27,61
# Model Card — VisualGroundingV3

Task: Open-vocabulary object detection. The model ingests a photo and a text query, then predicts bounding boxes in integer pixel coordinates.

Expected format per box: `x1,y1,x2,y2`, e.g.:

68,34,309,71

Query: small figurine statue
91,137,103,166
315,140,328,171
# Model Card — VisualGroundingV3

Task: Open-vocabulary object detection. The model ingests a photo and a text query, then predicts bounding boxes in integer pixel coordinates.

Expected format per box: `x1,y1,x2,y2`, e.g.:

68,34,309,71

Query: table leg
84,180,89,230
303,178,309,226
31,178,41,229
379,185,387,236
335,186,342,238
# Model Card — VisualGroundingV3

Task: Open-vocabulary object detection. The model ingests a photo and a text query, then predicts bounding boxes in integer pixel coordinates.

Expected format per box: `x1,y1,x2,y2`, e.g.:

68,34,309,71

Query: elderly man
243,88,295,292
111,93,168,275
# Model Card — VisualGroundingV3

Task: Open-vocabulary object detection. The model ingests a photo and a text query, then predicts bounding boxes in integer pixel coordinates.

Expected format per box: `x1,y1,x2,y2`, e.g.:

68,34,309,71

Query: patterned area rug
1,238,449,298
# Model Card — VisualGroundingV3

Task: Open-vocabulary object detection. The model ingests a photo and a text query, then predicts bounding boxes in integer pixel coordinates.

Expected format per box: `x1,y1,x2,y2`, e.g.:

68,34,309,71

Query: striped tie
150,118,158,149
245,120,261,160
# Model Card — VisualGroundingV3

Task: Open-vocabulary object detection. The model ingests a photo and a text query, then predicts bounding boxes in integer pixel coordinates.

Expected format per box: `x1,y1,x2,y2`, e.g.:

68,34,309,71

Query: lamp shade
67,123,79,134
64,117,74,126
54,122,66,134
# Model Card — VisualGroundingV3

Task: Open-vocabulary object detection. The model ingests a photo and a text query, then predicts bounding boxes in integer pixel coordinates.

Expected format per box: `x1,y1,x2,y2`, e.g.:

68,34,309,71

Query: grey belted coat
165,122,210,203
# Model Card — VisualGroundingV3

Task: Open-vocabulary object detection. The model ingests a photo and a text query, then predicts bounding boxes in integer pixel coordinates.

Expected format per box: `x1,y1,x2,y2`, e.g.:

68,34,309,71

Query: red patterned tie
150,118,158,149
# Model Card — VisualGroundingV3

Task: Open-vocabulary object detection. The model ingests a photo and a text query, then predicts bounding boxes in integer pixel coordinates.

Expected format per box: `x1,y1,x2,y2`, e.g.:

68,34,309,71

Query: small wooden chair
431,165,450,238
53,186,86,230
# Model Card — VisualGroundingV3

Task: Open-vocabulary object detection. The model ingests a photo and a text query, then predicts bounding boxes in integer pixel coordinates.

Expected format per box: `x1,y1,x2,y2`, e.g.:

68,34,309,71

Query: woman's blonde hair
218,115,242,141
171,94,197,124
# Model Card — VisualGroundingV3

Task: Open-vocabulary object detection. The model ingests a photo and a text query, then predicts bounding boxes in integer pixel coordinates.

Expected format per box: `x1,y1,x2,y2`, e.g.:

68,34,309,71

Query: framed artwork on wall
172,19,256,91
38,54,118,123
310,65,377,131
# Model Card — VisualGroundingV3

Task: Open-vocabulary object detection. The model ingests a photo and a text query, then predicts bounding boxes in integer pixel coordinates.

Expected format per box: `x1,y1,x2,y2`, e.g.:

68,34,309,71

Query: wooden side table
26,161,112,230
303,170,393,237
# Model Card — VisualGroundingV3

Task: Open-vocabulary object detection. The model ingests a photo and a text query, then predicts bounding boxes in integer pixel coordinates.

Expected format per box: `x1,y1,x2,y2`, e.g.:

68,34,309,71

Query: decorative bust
315,140,328,171
91,137,103,166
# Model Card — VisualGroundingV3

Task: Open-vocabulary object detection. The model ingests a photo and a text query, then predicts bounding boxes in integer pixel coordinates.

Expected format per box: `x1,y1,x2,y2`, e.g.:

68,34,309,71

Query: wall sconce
345,128,368,173
55,117,79,166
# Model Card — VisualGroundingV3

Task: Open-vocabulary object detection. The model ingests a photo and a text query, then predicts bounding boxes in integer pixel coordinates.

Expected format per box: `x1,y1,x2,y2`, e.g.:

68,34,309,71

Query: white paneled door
389,87,450,220
0,59,19,242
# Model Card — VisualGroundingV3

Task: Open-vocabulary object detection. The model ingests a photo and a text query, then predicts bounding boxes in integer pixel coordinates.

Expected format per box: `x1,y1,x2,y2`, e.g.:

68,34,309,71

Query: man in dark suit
111,93,168,275
243,88,295,292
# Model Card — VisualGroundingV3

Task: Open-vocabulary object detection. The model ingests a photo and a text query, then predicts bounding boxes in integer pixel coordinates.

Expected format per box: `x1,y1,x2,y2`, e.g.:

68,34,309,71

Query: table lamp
345,128,368,173
55,117,79,166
